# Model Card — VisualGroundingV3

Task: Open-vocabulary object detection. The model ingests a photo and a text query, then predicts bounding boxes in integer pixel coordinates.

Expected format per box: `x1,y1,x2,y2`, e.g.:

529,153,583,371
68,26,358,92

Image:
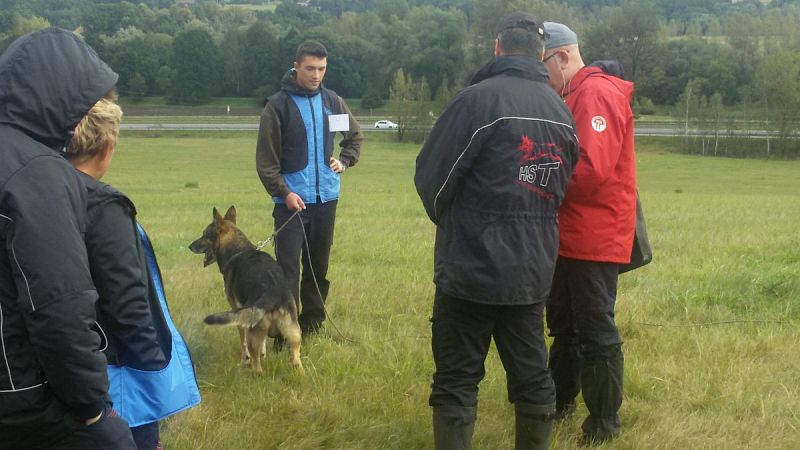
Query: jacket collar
561,65,602,98
470,55,549,86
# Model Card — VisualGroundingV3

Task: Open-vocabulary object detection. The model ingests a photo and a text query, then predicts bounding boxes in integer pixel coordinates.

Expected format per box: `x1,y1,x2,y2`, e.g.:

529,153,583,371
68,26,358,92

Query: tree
754,49,800,157
126,72,148,101
155,65,174,95
405,6,466,97
219,26,248,96
243,21,282,99
411,76,433,141
584,0,662,98
0,12,50,53
361,83,386,109
434,77,453,117
100,28,172,97
390,68,414,142
169,27,220,104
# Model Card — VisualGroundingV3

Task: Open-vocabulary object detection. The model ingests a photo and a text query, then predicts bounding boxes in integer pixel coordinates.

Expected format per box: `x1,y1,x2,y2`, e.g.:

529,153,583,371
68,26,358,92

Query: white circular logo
591,116,607,132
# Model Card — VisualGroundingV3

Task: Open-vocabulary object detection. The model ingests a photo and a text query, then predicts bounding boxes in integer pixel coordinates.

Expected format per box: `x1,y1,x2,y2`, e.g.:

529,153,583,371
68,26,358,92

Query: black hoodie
415,55,580,305
0,28,118,447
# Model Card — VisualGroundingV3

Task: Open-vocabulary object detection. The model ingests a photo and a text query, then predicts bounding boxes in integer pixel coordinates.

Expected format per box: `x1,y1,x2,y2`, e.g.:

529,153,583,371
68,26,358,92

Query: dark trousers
273,200,337,333
131,421,160,450
50,404,136,450
546,256,623,439
429,289,555,412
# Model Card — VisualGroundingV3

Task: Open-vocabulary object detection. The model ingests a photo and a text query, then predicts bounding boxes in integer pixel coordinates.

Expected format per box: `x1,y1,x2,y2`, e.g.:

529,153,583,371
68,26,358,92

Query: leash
256,210,300,249
258,208,356,344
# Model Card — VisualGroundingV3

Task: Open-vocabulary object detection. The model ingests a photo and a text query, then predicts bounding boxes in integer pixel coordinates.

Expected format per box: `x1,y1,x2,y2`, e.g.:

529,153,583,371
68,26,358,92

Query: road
120,122,784,138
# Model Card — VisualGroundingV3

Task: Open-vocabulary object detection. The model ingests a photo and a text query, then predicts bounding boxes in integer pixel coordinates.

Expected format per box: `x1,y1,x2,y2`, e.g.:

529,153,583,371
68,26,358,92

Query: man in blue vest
256,40,362,339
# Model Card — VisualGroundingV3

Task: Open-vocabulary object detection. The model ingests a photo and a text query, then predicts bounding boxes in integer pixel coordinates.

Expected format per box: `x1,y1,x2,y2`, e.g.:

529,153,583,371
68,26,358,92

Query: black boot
432,406,476,450
580,344,623,442
514,402,555,450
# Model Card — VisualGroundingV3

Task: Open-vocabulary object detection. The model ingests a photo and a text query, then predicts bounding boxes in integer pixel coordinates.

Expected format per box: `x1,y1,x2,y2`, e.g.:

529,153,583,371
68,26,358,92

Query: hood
569,64,634,102
280,68,321,96
0,28,118,151
470,55,549,86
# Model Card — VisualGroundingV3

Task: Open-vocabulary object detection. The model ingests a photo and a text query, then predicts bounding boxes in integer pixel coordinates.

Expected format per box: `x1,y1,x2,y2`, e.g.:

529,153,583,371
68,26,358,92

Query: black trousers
131,421,160,450
429,289,555,412
50,404,136,450
546,256,623,438
273,200,337,333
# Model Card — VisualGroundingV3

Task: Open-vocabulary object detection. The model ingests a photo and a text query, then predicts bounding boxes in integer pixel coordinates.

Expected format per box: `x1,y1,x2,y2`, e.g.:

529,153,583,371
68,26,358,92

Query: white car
374,119,398,129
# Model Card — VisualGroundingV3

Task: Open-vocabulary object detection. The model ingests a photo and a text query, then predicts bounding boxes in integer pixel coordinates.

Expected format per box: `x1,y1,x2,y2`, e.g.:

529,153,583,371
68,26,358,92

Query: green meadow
106,131,800,449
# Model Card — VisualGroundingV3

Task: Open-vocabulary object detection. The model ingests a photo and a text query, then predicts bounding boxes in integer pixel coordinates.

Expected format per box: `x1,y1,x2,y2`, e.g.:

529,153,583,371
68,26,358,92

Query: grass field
106,131,800,449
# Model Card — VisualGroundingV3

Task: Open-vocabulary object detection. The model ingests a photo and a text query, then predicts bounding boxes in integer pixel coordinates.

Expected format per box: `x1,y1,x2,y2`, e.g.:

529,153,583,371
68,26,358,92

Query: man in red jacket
541,22,637,444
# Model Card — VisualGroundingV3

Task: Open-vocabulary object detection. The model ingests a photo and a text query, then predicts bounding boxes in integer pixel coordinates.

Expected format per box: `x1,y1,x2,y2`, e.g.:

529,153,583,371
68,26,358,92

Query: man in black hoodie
0,28,135,449
415,12,579,450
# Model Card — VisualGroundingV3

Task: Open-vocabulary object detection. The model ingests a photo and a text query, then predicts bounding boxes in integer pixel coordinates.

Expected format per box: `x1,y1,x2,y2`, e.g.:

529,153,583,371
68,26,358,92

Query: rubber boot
432,405,476,450
514,402,555,450
580,344,623,443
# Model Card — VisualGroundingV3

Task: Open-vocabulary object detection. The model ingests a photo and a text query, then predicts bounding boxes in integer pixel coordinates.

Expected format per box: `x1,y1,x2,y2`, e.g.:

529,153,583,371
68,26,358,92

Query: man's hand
285,192,306,212
329,157,346,174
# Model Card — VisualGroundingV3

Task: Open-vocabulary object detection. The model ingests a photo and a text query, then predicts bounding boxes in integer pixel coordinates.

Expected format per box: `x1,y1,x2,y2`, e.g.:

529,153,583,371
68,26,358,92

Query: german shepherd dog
189,206,303,374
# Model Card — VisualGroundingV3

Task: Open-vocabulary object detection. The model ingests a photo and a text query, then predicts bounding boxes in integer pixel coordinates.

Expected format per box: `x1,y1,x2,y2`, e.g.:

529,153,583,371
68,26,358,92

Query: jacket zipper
308,95,320,200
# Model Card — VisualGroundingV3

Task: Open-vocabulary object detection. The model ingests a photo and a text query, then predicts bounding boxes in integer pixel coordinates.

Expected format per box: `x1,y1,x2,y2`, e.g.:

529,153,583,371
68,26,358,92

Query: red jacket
558,65,637,263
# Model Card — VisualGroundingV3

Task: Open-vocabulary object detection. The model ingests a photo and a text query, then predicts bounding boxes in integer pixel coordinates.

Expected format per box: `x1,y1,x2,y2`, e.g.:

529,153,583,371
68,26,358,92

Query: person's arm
568,91,628,198
256,103,290,199
88,199,166,370
7,157,107,422
336,96,363,169
414,91,484,224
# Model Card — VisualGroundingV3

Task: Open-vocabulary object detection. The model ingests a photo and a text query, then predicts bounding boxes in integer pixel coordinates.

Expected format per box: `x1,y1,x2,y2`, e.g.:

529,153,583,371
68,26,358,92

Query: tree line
2,0,799,157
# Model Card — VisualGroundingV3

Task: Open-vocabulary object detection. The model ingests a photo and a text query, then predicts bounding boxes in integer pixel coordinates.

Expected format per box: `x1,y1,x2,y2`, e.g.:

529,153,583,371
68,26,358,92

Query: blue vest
267,88,343,204
106,224,201,427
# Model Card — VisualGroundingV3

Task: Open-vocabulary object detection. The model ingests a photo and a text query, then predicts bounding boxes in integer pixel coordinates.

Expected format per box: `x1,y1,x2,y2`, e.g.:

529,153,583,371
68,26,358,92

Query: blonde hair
65,96,122,162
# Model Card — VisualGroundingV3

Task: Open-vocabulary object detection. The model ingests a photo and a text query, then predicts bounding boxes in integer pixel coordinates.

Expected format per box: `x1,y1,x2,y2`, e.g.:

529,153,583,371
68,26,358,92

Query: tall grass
107,132,800,449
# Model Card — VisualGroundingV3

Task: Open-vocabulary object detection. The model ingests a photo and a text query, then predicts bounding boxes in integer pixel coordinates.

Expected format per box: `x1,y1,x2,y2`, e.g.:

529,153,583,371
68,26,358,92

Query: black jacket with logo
0,28,118,447
415,55,579,305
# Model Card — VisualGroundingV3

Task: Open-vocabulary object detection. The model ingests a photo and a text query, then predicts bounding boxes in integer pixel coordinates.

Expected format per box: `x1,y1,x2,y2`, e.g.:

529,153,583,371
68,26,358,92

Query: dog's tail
204,307,266,328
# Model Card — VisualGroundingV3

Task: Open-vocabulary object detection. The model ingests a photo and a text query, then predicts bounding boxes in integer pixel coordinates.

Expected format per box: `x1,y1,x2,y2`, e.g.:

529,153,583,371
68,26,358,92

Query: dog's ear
224,205,237,224
213,207,224,227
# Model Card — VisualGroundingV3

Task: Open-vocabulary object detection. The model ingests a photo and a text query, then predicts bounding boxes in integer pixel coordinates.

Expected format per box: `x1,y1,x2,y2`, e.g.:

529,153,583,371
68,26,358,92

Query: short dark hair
295,40,328,63
496,12,546,57
498,28,545,57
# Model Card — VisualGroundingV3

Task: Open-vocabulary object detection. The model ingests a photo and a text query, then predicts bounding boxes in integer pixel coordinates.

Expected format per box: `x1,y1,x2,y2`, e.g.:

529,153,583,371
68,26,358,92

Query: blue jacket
257,69,363,204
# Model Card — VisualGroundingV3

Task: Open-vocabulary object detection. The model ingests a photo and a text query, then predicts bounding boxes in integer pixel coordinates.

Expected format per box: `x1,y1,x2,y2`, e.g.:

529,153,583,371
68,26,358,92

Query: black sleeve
414,91,487,224
88,199,166,369
7,157,106,421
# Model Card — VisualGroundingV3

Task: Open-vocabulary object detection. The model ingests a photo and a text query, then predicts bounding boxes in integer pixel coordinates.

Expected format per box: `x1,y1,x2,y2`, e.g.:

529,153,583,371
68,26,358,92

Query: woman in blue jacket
64,95,201,449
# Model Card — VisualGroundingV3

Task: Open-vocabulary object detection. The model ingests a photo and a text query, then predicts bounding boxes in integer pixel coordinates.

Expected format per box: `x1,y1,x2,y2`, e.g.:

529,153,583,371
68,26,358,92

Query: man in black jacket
415,12,579,450
0,28,135,449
